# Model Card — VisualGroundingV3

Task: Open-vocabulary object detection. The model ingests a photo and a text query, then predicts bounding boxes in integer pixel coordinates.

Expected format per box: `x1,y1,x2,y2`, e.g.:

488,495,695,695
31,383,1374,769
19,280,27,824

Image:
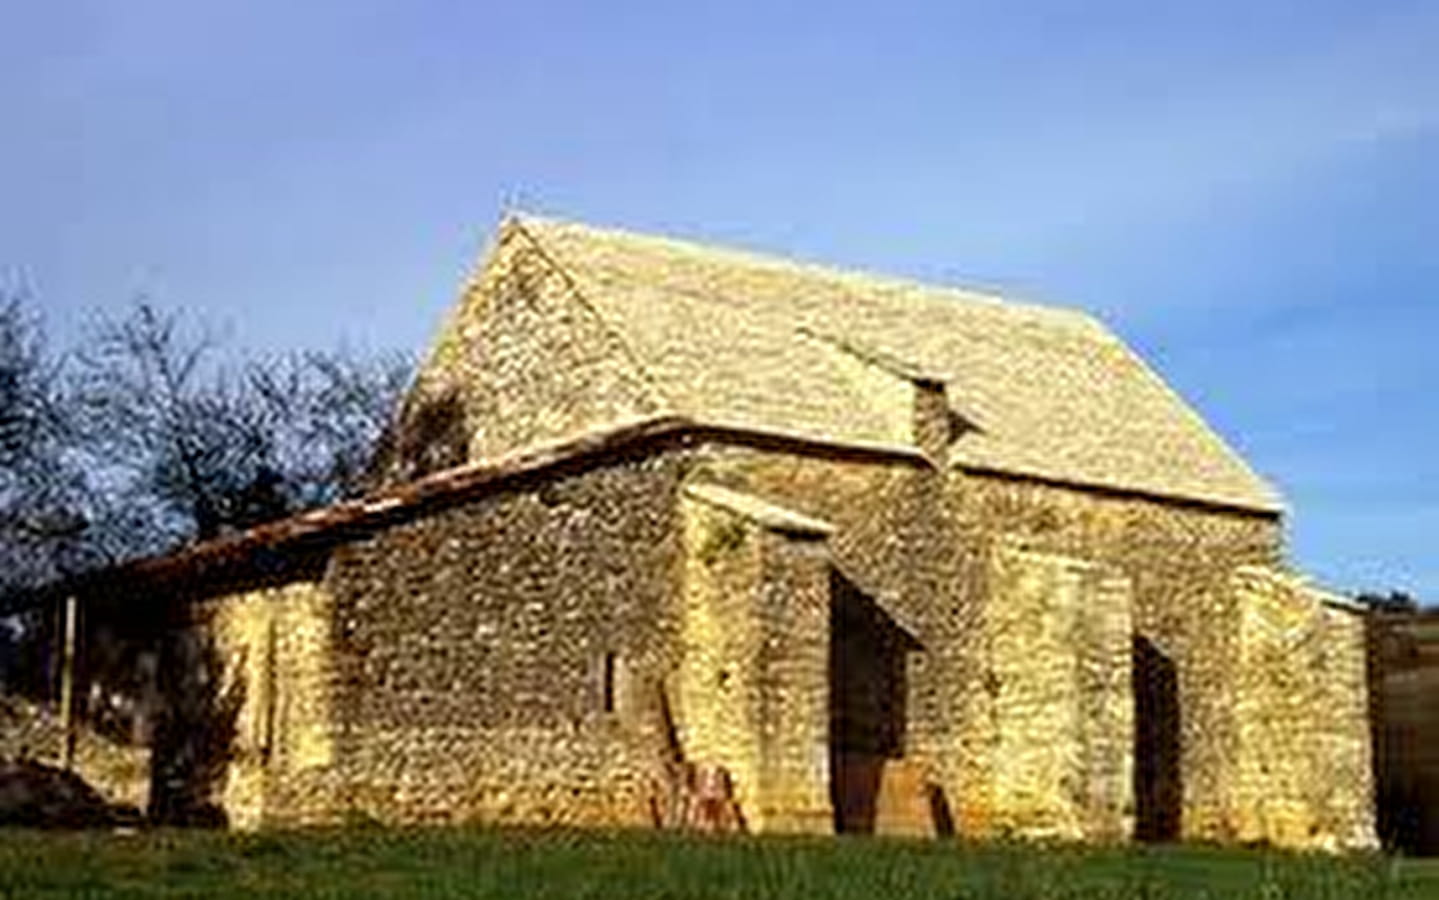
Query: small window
600,652,617,714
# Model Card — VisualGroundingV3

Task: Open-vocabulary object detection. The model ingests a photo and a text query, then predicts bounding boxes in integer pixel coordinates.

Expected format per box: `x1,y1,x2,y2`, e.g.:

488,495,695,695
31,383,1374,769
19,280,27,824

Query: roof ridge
514,213,1106,336
507,217,680,416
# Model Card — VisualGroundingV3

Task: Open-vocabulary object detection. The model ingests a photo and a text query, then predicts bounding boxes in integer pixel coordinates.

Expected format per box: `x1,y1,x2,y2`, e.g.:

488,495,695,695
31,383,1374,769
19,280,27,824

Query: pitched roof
13,415,919,614
504,215,1282,513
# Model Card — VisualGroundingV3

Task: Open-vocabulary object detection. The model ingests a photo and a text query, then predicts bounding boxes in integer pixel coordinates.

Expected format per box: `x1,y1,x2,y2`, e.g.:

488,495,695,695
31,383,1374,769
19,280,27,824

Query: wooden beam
59,594,77,771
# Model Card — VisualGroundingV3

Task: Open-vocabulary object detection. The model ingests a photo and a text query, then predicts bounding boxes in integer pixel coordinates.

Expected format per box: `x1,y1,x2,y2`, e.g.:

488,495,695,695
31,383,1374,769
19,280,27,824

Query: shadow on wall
1134,635,1181,842
147,628,242,827
829,571,922,834
384,389,468,483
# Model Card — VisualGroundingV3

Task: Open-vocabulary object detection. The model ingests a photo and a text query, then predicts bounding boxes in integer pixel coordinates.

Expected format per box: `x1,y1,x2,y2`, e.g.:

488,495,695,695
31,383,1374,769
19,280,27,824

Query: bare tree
0,297,413,608
71,303,274,546
0,297,94,598
248,346,414,508
70,302,413,550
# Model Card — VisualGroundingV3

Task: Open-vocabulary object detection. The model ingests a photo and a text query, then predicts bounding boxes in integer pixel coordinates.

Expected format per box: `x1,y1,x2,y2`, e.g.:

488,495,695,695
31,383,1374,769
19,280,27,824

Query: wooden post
59,595,78,771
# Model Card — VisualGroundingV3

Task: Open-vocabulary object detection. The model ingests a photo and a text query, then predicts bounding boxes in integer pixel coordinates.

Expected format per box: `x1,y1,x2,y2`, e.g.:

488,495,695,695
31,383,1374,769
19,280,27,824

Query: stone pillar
1228,567,1377,850
676,488,834,834
967,542,1134,841
752,532,832,833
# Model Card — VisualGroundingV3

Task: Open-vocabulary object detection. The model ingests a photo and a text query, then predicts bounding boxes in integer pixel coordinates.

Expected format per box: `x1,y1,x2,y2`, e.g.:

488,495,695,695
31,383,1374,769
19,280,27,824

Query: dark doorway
829,571,919,833
1133,635,1181,842
1369,615,1439,855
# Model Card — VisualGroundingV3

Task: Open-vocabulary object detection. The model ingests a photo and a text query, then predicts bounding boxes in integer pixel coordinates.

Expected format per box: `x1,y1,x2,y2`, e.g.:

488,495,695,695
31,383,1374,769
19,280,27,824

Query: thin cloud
933,7,1437,264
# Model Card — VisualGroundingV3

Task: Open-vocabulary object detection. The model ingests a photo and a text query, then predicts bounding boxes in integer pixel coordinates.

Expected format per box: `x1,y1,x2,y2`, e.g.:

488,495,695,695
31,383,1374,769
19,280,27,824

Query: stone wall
974,542,1133,841
0,695,151,812
202,580,339,828
674,493,767,823
142,434,1375,847
322,453,683,826
752,538,836,834
958,474,1283,843
383,226,662,482
1228,568,1375,850
680,442,972,833
693,446,1307,845
667,443,1366,846
674,493,831,832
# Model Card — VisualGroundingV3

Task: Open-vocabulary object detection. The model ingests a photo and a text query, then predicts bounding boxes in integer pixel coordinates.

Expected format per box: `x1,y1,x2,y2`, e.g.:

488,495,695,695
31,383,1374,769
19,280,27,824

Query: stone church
43,215,1376,848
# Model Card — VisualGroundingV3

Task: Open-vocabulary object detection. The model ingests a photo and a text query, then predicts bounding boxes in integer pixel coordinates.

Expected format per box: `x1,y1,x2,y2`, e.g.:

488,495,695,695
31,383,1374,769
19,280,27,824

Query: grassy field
0,827,1436,899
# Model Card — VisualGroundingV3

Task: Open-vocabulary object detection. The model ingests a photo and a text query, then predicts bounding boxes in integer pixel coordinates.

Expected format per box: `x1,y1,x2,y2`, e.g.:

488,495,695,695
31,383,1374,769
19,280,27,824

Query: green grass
0,827,1436,899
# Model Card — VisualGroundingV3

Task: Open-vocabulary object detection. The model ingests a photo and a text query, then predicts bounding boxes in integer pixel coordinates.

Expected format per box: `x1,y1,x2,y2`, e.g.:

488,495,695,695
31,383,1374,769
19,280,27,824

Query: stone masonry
47,214,1376,850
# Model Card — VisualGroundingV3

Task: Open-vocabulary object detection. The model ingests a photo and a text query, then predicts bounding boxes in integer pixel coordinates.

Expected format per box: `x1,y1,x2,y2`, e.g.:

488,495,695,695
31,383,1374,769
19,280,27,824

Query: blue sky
2,1,1435,598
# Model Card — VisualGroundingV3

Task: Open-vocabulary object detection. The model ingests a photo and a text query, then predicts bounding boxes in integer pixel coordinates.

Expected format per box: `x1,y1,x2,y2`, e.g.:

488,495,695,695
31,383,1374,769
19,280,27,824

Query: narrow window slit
601,651,617,714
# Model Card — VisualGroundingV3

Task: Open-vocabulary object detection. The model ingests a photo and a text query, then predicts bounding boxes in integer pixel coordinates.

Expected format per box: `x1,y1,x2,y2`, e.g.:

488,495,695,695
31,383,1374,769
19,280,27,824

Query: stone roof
500,215,1282,513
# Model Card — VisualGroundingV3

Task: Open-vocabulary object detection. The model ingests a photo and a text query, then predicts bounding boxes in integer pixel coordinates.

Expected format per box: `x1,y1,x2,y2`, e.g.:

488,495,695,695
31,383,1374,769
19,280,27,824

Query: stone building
44,215,1375,847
